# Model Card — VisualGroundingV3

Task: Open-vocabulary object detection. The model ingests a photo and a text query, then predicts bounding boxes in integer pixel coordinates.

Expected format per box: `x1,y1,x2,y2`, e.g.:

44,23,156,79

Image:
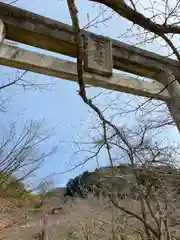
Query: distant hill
0,172,32,198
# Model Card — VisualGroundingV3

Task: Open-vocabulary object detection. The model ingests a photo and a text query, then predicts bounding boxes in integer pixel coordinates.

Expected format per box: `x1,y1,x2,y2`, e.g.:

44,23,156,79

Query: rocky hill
1,164,180,239
64,164,180,199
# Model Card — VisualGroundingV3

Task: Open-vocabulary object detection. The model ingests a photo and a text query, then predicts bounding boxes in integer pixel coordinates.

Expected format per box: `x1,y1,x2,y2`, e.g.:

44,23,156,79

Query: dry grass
0,194,149,240
0,194,180,239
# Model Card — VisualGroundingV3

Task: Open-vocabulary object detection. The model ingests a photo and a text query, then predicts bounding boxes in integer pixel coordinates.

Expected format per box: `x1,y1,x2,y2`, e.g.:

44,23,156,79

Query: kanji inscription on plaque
83,35,112,77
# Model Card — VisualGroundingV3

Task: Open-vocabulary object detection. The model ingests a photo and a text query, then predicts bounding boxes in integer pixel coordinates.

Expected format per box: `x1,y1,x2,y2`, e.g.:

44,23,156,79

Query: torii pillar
157,70,180,132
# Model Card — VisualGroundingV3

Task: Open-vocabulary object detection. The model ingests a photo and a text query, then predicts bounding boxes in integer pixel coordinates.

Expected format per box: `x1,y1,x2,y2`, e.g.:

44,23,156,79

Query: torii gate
0,3,180,132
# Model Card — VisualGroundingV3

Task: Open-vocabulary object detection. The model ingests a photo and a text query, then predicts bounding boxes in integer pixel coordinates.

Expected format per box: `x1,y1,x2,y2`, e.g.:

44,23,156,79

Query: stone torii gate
0,3,180,132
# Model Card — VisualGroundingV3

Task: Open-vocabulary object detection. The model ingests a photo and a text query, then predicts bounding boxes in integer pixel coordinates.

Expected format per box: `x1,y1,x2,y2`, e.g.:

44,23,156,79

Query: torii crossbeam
0,3,180,132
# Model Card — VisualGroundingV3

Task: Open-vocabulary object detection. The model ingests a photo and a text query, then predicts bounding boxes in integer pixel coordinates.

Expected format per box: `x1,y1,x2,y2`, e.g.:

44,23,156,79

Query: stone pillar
0,20,5,43
158,70,180,133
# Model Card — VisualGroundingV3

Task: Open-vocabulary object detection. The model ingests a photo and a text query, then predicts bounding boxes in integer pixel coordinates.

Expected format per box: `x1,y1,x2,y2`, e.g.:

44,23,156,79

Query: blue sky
1,0,180,188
